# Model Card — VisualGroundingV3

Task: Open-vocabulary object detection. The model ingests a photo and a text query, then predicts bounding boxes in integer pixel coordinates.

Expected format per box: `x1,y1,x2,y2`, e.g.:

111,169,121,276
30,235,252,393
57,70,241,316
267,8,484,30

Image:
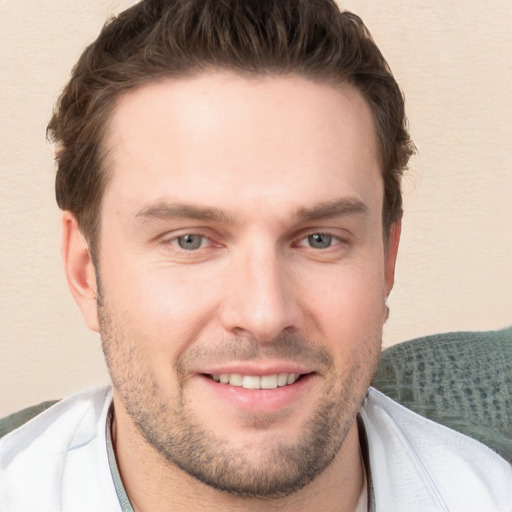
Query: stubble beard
98,296,382,499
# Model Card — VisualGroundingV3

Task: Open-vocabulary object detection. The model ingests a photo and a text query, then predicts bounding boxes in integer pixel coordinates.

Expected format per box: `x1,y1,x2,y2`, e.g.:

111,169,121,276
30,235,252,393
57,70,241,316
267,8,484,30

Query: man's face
87,72,398,497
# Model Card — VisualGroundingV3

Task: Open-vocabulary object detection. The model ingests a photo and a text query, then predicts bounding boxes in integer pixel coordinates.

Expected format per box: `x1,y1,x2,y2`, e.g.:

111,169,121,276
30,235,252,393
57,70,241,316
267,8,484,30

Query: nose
219,243,301,342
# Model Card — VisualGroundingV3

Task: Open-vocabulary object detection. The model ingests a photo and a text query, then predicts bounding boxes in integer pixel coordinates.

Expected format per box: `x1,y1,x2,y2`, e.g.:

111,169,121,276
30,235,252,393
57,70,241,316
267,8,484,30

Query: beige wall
1,0,511,416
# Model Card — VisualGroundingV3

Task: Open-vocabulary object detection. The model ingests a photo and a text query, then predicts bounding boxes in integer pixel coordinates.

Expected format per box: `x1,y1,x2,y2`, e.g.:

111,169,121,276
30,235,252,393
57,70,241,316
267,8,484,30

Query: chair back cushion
372,327,512,461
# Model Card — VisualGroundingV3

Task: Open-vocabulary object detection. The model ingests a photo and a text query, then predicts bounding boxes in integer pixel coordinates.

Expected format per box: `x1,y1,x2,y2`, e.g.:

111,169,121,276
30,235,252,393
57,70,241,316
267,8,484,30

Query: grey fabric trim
357,414,375,512
106,405,135,512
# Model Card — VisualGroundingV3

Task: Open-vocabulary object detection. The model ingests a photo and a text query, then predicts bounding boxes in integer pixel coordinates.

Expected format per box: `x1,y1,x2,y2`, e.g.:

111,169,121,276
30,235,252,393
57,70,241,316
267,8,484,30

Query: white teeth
277,373,289,386
287,373,298,385
213,373,300,389
229,374,243,386
260,375,278,389
242,375,261,389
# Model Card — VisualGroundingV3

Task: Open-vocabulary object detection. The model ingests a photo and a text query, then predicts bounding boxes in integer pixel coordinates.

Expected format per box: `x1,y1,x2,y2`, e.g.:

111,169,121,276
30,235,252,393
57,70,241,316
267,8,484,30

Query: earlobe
384,219,401,296
61,212,100,332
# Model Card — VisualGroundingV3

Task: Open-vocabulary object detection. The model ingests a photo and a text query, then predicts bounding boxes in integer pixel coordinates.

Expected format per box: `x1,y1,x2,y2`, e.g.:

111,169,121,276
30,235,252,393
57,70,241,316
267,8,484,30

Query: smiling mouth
206,373,305,390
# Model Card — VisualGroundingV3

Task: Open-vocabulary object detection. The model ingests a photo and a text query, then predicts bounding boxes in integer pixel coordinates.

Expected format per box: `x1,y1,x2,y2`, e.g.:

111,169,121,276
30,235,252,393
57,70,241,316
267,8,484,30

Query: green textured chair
0,400,58,439
372,326,512,462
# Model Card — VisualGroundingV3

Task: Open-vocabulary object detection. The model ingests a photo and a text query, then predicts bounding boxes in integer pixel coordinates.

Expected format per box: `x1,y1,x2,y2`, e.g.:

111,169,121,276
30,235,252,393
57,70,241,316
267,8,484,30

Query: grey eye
307,233,333,249
177,234,204,250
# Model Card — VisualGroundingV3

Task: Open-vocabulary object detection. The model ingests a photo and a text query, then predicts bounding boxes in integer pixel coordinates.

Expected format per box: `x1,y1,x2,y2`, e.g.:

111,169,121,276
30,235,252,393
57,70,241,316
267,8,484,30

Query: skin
62,72,400,512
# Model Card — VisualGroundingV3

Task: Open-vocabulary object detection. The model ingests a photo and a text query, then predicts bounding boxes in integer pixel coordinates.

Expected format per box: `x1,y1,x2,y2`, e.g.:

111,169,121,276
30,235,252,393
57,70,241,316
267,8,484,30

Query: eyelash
295,232,343,250
167,233,216,251
164,231,346,252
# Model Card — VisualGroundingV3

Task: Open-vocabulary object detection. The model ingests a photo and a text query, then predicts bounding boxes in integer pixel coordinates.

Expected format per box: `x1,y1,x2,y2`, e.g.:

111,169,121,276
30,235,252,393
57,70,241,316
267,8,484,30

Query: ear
384,219,401,296
61,211,100,332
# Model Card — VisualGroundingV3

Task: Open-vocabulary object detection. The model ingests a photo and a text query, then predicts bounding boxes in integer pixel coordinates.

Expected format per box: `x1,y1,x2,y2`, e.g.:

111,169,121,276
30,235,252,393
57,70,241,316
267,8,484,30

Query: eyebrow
296,197,368,222
134,202,236,224
134,196,368,226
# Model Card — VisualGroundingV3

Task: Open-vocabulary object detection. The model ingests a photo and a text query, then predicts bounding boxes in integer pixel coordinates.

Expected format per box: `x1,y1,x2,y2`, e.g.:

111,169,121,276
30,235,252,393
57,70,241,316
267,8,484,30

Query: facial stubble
98,290,381,499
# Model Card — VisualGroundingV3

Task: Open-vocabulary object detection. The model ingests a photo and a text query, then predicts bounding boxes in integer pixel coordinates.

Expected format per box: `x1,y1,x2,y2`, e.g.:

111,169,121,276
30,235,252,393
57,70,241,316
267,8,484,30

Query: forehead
103,72,382,222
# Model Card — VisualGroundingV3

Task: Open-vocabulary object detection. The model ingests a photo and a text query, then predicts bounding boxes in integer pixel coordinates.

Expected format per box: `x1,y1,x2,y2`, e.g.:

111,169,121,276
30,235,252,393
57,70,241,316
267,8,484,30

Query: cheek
298,257,387,319
295,257,386,361
100,258,222,353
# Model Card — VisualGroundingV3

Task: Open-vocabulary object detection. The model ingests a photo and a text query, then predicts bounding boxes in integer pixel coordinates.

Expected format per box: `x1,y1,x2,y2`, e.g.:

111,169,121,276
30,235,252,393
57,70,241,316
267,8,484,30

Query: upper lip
197,361,315,377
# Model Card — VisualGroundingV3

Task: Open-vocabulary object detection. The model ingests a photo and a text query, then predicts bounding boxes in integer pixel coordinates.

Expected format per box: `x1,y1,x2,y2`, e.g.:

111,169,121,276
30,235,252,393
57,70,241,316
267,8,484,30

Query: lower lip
199,374,315,413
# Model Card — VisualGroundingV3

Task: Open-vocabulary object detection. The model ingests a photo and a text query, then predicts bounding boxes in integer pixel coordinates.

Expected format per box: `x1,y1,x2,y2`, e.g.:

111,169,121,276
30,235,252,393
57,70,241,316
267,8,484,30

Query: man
0,1,510,511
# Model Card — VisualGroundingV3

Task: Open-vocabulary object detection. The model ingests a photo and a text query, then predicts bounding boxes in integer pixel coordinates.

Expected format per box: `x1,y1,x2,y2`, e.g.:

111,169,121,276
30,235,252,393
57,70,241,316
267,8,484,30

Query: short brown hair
48,0,414,253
